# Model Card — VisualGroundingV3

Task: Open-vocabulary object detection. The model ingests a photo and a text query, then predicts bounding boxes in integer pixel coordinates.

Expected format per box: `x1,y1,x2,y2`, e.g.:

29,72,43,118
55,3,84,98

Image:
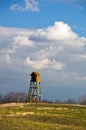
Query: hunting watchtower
28,72,42,103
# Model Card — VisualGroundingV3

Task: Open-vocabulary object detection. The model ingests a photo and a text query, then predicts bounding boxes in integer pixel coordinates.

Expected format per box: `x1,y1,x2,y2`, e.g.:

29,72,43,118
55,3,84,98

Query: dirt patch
0,103,25,108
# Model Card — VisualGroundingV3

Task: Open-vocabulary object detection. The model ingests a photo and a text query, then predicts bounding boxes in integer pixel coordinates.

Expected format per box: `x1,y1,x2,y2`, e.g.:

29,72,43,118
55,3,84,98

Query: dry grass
0,103,86,130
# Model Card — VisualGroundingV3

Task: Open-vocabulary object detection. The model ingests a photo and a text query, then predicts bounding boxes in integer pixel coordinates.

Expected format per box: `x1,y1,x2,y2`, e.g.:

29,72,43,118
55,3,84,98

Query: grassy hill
0,103,86,130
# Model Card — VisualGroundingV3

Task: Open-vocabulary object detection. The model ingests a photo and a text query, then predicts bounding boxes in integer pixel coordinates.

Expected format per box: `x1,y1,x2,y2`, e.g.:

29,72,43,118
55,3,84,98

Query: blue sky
0,0,86,101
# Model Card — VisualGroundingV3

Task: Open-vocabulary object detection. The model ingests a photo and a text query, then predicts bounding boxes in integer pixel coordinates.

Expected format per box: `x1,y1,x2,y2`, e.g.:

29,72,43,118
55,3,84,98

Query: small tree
0,94,3,104
15,92,27,102
55,99,63,104
42,99,52,103
78,95,86,105
65,98,76,104
3,92,27,103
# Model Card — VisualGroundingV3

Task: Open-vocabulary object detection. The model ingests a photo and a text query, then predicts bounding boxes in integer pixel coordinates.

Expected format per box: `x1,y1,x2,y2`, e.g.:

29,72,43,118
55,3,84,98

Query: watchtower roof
31,72,40,76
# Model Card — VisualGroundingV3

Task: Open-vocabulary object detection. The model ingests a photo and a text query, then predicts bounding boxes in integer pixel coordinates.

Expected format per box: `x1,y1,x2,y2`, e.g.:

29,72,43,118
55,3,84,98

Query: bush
77,95,86,105
3,92,27,103
0,94,3,104
65,98,77,104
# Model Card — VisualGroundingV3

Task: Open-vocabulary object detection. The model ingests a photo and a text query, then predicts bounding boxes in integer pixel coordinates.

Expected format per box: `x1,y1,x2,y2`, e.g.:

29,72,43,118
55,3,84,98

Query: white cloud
33,45,63,60
49,0,86,3
24,57,65,70
11,35,34,47
72,73,86,81
74,5,85,10
24,0,39,12
70,53,86,62
0,54,11,64
76,76,86,81
0,21,86,75
30,21,85,49
77,54,86,60
9,4,22,11
10,0,39,12
73,25,86,31
49,0,85,10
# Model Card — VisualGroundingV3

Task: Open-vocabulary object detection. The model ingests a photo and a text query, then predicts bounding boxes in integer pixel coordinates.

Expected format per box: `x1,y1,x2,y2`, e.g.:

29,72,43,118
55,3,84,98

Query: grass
0,103,86,130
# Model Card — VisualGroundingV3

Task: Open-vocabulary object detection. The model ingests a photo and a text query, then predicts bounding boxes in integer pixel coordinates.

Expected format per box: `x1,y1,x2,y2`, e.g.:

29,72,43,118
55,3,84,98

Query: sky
0,0,86,101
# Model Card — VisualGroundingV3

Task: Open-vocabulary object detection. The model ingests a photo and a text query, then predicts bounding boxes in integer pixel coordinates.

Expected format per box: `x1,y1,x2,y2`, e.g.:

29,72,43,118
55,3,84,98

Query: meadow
0,103,86,130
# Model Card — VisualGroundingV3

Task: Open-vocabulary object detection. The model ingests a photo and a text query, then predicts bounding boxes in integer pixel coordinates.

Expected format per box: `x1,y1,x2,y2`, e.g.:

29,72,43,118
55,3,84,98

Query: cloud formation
11,35,34,47
30,21,77,41
49,0,85,10
10,0,39,12
49,0,86,3
25,57,65,70
0,21,86,81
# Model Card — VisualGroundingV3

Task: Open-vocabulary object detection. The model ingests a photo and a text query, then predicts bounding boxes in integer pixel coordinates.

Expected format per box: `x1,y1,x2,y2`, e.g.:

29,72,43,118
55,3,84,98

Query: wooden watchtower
28,72,42,103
